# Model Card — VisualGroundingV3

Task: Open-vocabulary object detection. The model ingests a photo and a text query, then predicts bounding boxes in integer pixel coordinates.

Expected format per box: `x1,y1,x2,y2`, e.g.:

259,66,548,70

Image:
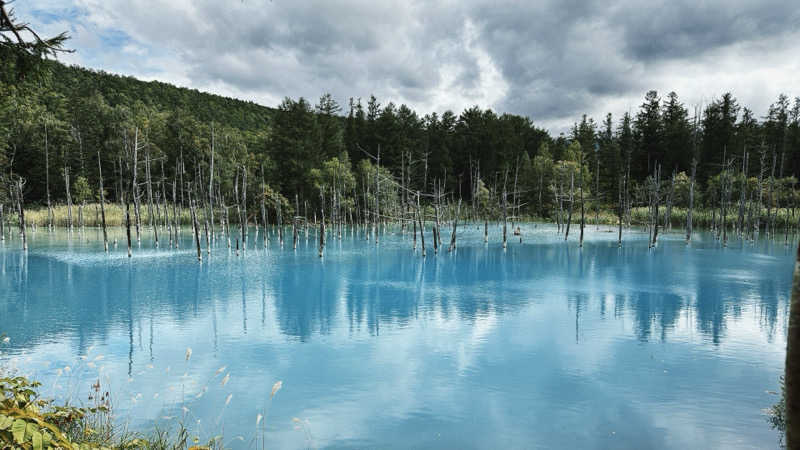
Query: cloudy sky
18,0,800,132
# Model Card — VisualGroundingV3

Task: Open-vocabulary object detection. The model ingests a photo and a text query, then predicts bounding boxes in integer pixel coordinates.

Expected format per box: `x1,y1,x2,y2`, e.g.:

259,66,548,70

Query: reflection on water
0,224,793,449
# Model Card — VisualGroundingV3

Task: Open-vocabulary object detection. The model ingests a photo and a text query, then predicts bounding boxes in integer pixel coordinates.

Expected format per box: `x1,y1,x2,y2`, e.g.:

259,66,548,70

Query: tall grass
1,335,289,449
11,203,196,228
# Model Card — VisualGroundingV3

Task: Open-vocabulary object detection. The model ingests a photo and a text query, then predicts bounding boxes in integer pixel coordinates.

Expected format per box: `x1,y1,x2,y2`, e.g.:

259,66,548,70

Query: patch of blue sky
27,6,81,25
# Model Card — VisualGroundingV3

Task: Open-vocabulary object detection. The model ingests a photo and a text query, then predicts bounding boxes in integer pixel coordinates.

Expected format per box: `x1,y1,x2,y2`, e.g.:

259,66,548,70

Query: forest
2,51,800,249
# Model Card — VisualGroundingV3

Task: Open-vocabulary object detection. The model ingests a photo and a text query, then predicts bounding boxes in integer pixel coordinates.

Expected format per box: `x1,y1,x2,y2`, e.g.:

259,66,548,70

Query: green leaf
11,419,26,443
42,430,52,448
0,415,13,430
31,429,43,450
26,422,39,439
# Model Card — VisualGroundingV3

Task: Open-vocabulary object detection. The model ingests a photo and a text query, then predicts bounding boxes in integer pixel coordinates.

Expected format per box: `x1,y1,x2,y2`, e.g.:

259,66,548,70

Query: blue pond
0,224,793,449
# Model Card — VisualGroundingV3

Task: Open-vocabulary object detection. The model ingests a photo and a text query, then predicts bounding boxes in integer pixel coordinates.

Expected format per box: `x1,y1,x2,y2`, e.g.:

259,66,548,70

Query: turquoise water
0,224,793,449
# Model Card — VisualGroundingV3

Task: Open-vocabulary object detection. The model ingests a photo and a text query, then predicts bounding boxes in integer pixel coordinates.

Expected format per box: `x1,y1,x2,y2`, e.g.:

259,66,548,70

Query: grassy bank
4,203,799,232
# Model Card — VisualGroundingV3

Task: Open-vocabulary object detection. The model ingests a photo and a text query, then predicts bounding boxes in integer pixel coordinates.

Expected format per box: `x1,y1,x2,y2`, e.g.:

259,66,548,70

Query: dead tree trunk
618,175,624,247
722,160,731,247
449,199,461,252
124,192,132,258
132,128,142,242
652,165,661,248
64,165,73,230
503,189,508,249
277,198,283,246
579,155,585,248
375,146,380,245
78,200,84,229
160,160,168,232
651,165,661,248
768,151,777,238
417,192,426,257
293,217,299,251
234,171,241,251
565,172,574,241
145,152,158,247
15,177,27,251
687,159,696,243
172,178,179,248
433,184,441,254
189,188,202,261
98,151,108,252
208,125,215,242
44,120,53,230
261,166,268,248
319,188,325,258
413,209,417,250
241,167,247,247
738,151,748,236
556,181,563,232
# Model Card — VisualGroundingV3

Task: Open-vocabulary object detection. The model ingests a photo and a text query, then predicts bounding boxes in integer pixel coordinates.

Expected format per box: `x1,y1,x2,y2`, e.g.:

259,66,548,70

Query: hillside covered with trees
2,55,800,235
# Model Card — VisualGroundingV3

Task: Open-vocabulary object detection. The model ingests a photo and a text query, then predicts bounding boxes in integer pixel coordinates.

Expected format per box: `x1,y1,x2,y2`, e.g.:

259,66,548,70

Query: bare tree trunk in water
722,160,731,248
293,217,298,250
98,151,108,252
64,165,72,230
738,151,748,236
417,192,426,257
449,199,461,252
125,193,132,258
618,175,623,247
277,198,283,246
565,173,574,241
375,148,380,245
431,183,439,254
189,189,202,261
261,166,268,248
15,177,27,251
132,129,142,242
652,165,661,248
208,125,215,242
172,179,179,248
319,188,325,258
45,120,53,230
78,200,84,229
502,189,508,249
241,168,247,247
579,154,585,248
412,211,417,250
686,159,696,243
432,216,438,253
145,153,158,247
768,151,777,238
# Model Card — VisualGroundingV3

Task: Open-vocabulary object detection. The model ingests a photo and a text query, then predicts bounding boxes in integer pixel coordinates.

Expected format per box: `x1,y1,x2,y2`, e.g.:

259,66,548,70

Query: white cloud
15,0,800,131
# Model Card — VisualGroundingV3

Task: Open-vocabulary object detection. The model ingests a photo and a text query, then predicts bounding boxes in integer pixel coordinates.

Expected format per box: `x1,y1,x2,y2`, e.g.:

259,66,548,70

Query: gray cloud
21,0,800,131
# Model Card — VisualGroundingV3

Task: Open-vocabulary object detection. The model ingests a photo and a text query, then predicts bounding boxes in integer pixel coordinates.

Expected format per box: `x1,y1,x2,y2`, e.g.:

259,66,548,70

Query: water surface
0,224,792,449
